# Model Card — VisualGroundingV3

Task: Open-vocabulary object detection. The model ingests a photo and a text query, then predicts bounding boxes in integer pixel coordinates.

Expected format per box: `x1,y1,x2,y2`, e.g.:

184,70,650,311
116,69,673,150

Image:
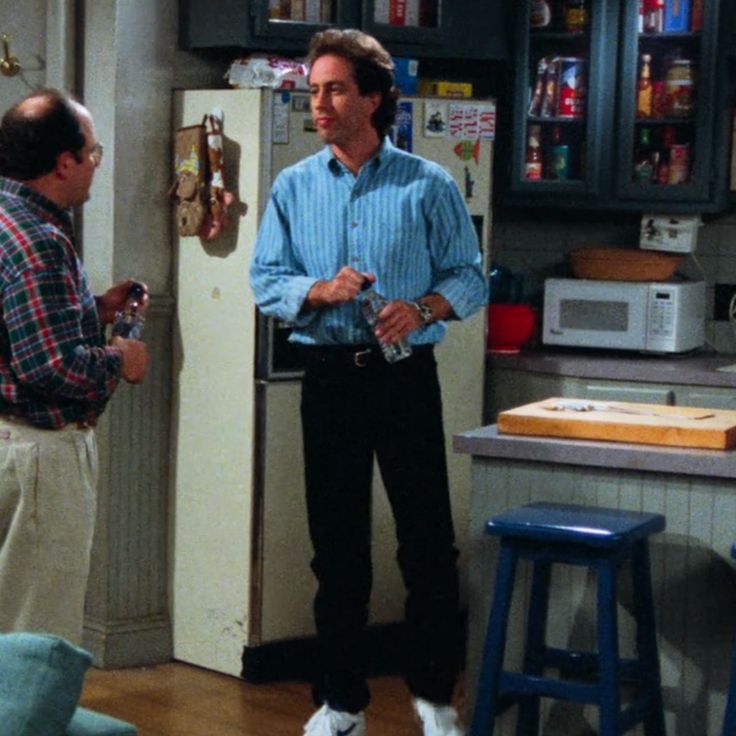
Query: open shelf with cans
505,0,734,213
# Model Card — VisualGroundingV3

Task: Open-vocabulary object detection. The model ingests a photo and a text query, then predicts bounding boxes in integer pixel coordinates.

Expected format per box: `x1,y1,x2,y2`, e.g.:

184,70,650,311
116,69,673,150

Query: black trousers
300,345,462,713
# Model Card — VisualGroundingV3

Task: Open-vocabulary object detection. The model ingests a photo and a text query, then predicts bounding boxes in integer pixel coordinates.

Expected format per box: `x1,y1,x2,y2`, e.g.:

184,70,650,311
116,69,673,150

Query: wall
77,0,225,666
492,207,736,354
0,1,47,109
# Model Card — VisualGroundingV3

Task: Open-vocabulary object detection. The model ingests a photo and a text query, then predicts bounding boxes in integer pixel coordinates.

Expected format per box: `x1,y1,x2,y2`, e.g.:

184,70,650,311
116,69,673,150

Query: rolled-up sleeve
426,172,488,320
250,185,319,325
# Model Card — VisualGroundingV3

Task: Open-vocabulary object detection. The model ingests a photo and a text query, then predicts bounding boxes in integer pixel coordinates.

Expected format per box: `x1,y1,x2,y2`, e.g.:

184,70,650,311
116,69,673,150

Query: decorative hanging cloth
200,108,235,242
171,116,207,237
170,107,235,240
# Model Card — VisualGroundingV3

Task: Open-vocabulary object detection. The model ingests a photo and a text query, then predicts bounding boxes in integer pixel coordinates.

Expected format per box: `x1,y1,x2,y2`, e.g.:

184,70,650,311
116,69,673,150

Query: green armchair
0,632,137,736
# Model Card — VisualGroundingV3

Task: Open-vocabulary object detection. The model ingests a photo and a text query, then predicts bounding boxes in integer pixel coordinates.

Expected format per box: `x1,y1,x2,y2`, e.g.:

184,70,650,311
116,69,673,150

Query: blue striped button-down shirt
250,137,488,346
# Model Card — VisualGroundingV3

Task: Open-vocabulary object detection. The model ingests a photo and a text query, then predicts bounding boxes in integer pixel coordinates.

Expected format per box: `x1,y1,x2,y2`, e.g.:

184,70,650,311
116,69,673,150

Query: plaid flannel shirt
0,177,122,429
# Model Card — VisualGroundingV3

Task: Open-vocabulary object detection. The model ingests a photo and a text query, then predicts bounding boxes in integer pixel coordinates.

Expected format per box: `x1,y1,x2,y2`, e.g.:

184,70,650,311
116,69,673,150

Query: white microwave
543,278,705,353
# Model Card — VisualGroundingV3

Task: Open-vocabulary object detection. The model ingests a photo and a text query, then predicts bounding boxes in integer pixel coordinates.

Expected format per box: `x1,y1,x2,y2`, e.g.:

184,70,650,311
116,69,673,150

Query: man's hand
375,293,454,344
373,300,423,344
97,280,149,325
304,267,374,310
111,336,149,383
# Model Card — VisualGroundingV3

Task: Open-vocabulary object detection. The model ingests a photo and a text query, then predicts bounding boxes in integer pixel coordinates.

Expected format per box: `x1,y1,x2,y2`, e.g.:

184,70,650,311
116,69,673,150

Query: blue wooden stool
470,502,667,736
722,543,736,736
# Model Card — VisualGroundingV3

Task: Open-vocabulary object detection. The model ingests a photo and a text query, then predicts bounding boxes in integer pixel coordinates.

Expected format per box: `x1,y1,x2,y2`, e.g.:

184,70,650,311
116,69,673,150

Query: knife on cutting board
543,399,715,420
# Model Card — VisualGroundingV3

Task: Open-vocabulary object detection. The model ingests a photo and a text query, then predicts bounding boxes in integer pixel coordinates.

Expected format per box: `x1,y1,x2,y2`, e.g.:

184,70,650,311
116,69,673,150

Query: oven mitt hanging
171,117,207,237
200,108,235,242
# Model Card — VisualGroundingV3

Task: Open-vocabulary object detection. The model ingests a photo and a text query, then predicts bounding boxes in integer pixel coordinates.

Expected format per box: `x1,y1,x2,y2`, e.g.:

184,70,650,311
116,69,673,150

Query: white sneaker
303,703,366,736
413,697,465,736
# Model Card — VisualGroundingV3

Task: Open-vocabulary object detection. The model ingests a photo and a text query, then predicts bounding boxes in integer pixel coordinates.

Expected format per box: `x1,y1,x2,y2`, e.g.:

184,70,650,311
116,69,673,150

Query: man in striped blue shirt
250,28,487,736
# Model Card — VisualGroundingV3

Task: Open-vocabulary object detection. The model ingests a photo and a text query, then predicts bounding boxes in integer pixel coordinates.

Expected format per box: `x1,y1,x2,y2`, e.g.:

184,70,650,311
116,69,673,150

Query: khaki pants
0,417,98,645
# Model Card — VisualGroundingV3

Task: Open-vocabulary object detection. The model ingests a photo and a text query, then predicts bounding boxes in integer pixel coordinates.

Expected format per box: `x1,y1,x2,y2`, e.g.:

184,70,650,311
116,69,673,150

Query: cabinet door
252,0,360,46
508,0,620,201
485,368,580,422
361,0,508,59
362,0,444,48
675,386,736,410
614,0,726,206
578,379,674,405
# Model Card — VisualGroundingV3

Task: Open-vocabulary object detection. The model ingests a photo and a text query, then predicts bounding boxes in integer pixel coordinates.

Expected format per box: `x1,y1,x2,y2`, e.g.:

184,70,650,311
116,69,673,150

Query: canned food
665,59,694,117
557,57,586,118
668,144,690,184
549,144,571,179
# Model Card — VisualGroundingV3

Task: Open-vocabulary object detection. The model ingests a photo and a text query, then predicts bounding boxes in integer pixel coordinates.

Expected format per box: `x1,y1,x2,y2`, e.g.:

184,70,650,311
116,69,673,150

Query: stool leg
596,559,621,736
470,543,519,736
723,636,736,736
631,540,666,736
515,560,552,736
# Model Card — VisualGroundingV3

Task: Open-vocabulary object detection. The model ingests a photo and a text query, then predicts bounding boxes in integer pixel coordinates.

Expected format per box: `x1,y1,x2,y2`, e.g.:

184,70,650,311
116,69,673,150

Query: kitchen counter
487,349,736,388
454,423,736,479
456,424,736,735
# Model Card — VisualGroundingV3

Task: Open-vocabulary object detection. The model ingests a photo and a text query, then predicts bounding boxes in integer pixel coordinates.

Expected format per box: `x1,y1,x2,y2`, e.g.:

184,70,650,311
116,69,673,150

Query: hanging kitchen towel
171,116,207,237
200,107,235,241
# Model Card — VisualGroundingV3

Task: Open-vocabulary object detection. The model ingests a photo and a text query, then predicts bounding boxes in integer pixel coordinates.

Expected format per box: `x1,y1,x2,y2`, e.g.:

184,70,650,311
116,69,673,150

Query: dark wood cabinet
179,0,508,60
504,0,734,213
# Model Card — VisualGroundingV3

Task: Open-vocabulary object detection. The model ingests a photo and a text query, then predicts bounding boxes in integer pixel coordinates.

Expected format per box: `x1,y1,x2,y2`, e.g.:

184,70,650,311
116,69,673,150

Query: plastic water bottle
112,282,146,340
359,281,412,364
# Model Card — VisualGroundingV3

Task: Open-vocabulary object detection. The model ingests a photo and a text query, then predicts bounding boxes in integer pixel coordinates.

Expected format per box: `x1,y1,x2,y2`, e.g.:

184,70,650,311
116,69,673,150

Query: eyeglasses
89,142,104,166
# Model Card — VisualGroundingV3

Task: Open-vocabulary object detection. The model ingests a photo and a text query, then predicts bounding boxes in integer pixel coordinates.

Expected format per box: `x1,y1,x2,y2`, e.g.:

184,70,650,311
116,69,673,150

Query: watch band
411,300,433,324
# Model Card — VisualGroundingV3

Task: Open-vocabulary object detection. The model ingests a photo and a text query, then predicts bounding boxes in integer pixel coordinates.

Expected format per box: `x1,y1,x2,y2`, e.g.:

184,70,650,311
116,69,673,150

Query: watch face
417,302,432,322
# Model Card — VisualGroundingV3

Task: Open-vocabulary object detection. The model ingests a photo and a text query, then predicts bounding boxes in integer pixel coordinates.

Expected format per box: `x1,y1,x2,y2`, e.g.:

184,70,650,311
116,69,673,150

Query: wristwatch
411,300,433,324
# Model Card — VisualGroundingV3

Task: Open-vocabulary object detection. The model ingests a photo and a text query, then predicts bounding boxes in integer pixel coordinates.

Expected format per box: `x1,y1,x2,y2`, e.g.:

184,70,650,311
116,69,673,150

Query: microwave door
547,285,648,350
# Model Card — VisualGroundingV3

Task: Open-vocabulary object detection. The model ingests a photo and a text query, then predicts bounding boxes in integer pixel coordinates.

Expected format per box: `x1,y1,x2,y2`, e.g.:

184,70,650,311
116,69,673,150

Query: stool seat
471,502,667,736
485,502,665,548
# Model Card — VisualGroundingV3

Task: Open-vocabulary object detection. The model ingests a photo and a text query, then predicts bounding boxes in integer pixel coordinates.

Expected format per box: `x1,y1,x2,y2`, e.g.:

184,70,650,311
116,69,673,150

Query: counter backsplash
492,209,736,354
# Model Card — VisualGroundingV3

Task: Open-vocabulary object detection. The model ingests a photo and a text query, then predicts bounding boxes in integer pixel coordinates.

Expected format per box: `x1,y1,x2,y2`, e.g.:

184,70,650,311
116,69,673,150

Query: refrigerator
172,88,495,678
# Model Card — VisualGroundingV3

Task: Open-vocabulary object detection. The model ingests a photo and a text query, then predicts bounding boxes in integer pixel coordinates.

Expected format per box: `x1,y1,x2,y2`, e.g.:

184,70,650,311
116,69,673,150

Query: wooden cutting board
497,397,736,450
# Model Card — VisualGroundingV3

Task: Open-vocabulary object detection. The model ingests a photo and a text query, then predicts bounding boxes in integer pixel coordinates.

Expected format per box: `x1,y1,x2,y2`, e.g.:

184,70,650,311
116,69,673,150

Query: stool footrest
543,647,643,681
500,671,600,704
620,697,657,733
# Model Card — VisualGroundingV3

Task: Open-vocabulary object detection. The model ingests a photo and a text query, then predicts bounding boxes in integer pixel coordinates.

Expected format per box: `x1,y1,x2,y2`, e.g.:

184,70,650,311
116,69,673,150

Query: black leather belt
301,344,433,369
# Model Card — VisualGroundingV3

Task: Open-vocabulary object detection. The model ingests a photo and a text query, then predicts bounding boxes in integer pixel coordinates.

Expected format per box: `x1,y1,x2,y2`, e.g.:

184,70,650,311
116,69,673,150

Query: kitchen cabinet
179,0,508,59
487,363,736,421
505,0,734,213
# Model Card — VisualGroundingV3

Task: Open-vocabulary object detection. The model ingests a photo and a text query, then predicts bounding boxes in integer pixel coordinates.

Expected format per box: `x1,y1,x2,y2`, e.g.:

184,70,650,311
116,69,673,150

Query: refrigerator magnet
424,100,448,138
391,101,413,152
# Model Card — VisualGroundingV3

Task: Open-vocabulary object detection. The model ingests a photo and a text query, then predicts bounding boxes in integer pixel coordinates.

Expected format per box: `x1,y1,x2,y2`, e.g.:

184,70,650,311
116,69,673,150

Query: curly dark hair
307,28,398,138
0,88,86,180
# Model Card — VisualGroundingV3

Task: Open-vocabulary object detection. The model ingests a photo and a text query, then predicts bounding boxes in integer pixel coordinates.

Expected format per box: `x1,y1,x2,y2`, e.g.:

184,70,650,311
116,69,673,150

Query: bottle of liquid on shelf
359,281,412,364
112,281,146,340
525,124,544,180
548,125,570,180
636,53,653,118
564,0,588,32
633,126,655,182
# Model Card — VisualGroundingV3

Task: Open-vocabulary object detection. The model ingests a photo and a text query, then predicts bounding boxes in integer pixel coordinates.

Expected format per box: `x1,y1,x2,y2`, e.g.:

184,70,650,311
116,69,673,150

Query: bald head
0,88,88,181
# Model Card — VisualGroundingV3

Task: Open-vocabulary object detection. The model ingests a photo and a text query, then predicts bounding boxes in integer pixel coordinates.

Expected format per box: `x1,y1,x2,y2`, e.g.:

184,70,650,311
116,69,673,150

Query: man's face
309,54,380,148
65,108,101,207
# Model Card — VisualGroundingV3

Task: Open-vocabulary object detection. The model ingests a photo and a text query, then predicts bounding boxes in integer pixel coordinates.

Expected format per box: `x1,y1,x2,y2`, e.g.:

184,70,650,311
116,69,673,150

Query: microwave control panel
647,290,676,336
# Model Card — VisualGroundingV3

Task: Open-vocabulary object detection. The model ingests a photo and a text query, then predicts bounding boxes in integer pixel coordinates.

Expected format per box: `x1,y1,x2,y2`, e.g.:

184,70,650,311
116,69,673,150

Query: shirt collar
324,136,398,176
0,176,75,235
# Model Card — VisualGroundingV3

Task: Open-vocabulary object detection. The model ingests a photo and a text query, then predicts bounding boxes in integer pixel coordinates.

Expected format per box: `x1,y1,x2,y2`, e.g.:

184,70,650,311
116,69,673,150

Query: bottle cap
129,281,146,299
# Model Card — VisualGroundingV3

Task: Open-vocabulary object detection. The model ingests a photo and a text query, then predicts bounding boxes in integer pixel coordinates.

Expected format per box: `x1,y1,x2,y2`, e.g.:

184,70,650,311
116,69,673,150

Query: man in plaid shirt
0,89,148,644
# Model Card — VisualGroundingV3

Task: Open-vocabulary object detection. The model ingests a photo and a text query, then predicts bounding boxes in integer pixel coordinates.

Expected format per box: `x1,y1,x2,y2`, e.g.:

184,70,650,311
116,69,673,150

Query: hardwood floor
80,662,466,735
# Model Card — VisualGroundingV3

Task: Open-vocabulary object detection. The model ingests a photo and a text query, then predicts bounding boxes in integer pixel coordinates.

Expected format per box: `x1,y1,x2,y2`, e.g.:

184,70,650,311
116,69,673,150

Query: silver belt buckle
353,348,371,368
